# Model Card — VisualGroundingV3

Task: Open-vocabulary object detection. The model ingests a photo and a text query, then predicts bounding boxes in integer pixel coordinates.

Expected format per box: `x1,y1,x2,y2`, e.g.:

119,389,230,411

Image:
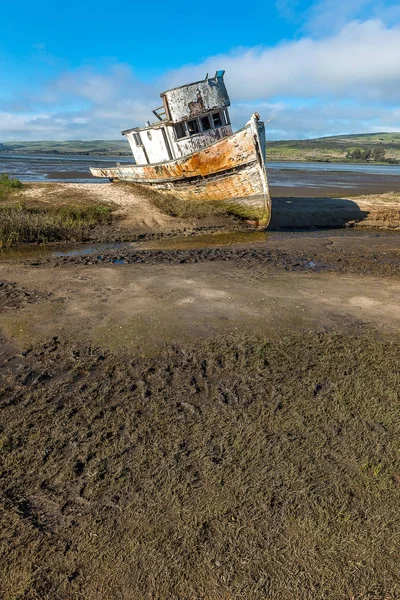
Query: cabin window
174,122,186,139
187,119,199,136
223,109,231,125
200,115,212,131
212,112,223,128
133,132,143,146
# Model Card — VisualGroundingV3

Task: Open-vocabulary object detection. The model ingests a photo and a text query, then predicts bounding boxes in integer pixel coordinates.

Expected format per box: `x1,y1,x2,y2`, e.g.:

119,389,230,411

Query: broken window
200,115,211,131
133,132,143,146
212,112,223,128
174,122,187,139
187,119,199,136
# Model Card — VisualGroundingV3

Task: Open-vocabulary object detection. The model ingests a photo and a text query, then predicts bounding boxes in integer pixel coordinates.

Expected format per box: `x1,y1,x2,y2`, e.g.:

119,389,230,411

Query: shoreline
2,150,398,166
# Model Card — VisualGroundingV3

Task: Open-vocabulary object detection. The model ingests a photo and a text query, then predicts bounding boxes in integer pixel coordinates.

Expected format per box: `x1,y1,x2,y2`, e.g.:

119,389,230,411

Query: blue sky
1,0,400,140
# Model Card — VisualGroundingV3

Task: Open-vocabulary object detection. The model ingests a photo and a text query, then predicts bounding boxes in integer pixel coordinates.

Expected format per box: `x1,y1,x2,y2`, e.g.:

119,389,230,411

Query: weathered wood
90,116,271,227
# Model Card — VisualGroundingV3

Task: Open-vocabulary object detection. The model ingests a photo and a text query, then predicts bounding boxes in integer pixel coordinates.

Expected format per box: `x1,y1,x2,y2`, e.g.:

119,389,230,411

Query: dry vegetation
0,176,113,247
1,329,400,599
149,193,232,219
122,182,238,220
344,191,400,204
122,183,266,223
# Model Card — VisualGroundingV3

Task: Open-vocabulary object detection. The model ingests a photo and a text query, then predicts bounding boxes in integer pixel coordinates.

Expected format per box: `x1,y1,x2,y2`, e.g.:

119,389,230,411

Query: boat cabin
122,70,232,165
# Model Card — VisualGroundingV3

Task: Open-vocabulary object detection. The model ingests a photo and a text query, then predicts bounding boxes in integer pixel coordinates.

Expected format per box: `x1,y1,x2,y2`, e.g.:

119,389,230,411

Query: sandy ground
1,236,399,355
20,182,400,232
2,265,400,353
21,182,195,233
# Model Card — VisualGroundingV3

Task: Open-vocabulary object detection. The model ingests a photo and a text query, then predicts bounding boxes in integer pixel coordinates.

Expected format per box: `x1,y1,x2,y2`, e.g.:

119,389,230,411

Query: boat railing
153,106,168,121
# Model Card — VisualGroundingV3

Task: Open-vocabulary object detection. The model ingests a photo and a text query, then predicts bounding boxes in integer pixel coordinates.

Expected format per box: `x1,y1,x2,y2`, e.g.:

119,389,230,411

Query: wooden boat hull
90,115,271,227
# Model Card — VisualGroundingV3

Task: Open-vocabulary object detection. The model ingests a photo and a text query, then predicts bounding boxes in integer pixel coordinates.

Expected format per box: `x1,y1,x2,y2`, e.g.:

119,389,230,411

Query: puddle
0,232,268,261
0,228,398,263
53,243,136,257
0,242,135,262
137,230,269,250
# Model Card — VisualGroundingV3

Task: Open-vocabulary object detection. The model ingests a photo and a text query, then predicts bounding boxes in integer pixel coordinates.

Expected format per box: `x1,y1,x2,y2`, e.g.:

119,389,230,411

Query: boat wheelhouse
123,70,232,164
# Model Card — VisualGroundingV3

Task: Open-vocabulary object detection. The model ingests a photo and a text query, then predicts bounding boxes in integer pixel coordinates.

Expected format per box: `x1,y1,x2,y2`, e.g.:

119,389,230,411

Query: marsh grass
0,175,113,247
0,204,112,247
123,182,265,221
1,329,400,598
122,182,233,219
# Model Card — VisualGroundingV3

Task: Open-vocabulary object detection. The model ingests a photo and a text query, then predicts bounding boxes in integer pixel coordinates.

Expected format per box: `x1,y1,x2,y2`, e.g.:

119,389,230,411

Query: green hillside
0,140,131,156
315,132,400,144
1,132,400,162
267,132,400,163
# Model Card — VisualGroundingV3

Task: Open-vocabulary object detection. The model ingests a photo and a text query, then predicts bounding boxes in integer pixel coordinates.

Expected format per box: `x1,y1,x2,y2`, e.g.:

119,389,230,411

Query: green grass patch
122,182,238,219
0,173,23,202
152,195,268,224
0,175,114,246
0,173,23,190
0,203,112,247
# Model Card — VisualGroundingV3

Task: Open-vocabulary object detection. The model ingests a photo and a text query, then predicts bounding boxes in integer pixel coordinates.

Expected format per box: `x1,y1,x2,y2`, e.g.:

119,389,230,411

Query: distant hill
267,132,400,162
0,140,131,156
311,132,400,145
1,132,400,163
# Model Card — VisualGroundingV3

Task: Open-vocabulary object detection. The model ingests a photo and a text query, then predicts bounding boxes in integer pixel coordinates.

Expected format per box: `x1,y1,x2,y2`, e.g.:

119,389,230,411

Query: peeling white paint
123,72,232,166
161,74,230,123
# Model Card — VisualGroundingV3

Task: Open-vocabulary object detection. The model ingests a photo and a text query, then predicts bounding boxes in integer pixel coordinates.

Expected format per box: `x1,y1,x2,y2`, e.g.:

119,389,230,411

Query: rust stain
91,125,255,184
188,91,205,118
136,127,254,181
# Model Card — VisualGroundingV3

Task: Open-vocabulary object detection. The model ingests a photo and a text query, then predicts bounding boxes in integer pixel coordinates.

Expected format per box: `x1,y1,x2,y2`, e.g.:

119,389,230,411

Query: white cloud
1,19,400,141
163,20,400,102
304,0,400,34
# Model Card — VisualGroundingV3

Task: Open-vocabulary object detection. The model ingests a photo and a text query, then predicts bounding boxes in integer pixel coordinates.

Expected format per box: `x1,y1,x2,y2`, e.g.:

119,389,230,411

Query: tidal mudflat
1,180,400,599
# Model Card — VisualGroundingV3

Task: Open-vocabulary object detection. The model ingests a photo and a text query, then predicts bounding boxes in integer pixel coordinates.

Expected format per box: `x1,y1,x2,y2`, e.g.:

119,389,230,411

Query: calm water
0,229,397,263
0,154,132,183
1,153,399,189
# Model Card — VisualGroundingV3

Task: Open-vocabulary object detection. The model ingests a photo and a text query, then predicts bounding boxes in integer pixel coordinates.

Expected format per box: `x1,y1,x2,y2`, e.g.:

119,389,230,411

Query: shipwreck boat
90,70,271,226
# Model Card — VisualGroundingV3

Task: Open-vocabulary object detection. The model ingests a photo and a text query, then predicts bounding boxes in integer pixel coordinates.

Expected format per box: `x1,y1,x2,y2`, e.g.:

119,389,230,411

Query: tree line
346,147,399,163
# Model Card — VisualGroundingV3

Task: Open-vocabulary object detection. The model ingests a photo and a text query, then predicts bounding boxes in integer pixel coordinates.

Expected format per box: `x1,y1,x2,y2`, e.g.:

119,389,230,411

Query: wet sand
1,233,399,351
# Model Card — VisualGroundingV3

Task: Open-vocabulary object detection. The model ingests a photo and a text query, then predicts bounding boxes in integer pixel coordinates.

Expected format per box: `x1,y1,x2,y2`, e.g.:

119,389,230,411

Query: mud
15,234,399,278
0,281,51,311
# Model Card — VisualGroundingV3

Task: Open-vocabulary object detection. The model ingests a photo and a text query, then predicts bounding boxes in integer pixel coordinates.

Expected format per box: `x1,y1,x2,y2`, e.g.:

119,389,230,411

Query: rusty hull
90,116,271,226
